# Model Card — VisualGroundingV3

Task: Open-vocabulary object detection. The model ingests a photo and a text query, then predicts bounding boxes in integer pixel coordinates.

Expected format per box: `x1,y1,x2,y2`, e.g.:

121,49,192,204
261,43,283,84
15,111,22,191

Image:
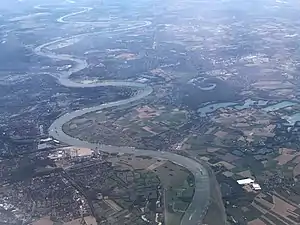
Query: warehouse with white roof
237,178,261,191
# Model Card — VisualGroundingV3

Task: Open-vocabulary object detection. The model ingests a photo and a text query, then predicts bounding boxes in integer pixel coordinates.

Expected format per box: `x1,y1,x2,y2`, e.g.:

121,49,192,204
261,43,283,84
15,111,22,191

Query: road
34,5,211,225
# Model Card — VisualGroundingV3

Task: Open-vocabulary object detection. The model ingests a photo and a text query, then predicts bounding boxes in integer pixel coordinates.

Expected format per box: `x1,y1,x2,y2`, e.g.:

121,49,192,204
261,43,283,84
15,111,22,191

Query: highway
34,5,211,225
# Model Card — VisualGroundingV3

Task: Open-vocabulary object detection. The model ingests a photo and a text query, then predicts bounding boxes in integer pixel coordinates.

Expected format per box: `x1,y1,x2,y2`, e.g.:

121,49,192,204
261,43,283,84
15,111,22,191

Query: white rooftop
252,183,262,190
40,137,52,142
237,178,255,185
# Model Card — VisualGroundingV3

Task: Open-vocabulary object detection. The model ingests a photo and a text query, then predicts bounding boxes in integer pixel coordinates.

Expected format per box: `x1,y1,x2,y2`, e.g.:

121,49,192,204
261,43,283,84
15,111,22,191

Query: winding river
34,6,211,225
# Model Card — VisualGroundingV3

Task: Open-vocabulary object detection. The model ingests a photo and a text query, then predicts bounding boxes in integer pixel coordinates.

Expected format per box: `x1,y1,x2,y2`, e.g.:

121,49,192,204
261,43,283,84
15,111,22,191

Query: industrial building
237,178,261,191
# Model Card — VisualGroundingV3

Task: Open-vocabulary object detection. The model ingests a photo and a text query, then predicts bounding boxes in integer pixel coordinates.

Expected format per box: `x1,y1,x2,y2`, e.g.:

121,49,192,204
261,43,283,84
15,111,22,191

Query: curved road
35,6,210,225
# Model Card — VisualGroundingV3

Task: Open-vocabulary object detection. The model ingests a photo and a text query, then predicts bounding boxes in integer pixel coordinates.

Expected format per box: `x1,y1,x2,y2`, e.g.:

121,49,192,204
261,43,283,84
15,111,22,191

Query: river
34,5,211,225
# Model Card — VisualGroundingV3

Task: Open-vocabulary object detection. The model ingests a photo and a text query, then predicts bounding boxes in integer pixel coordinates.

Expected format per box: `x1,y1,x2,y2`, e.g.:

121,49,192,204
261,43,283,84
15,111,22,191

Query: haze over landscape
2,0,300,225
